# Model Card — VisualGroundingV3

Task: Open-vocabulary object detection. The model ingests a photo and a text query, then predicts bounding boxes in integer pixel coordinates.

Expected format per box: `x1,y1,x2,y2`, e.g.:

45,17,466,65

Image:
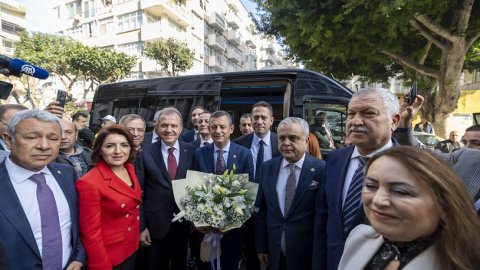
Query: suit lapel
150,141,170,183
334,147,354,208
268,158,283,218
97,162,142,200
177,142,189,178
227,142,239,170
0,162,41,258
270,132,280,158
204,144,215,173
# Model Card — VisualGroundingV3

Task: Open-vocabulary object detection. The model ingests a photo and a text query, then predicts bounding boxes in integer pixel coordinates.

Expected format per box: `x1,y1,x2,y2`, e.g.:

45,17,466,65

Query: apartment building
51,0,293,79
0,0,26,57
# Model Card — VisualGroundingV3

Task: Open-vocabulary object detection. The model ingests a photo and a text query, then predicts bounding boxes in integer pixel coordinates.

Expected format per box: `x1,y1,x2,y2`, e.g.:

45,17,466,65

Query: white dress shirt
200,136,213,146
276,154,305,215
161,140,180,166
5,157,72,268
213,141,231,172
342,140,393,206
252,131,273,175
151,132,159,143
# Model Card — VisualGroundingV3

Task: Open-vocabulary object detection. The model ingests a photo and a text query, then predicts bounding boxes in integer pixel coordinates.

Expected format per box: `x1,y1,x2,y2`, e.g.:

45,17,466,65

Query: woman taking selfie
76,125,142,270
339,146,480,270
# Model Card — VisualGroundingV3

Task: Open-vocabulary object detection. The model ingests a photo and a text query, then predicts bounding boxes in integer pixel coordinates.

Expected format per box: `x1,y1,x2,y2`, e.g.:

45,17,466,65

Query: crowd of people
0,87,479,270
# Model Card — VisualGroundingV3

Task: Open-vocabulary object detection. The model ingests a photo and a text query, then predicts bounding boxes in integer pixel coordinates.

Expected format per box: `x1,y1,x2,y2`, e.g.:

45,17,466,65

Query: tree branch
414,15,454,42
409,19,448,51
378,49,440,79
466,31,480,49
456,0,474,33
419,41,432,65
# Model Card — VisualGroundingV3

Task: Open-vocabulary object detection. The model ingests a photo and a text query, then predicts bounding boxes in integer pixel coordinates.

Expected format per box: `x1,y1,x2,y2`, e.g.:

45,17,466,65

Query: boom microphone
8,58,49,79
0,54,49,79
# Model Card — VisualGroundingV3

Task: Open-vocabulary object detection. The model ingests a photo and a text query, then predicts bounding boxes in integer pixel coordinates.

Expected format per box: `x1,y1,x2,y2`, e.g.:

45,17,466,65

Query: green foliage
14,31,136,93
253,0,480,81
143,38,195,77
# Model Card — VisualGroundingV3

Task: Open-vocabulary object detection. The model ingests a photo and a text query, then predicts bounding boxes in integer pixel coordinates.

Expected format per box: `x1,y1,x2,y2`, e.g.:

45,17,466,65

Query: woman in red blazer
76,125,142,270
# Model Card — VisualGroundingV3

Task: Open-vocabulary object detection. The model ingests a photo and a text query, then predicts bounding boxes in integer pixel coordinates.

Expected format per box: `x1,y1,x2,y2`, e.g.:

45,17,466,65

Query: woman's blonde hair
365,146,480,270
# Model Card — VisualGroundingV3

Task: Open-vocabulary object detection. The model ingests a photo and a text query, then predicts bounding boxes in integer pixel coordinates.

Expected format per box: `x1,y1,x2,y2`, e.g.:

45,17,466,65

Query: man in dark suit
138,107,195,270
0,109,85,269
234,101,280,270
194,110,254,270
0,104,27,151
313,88,401,270
256,117,325,270
191,111,212,149
181,106,205,143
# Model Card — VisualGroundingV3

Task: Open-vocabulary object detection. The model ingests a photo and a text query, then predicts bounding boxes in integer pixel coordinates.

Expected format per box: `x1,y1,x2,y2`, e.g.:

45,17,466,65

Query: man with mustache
313,88,401,270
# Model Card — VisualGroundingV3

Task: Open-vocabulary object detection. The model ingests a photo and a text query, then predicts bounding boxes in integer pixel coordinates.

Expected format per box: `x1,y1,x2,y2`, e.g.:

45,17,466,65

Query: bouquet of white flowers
172,166,258,231
172,167,258,265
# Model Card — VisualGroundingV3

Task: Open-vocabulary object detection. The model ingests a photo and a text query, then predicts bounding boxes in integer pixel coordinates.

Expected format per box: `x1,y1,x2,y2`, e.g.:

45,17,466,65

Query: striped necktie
343,156,367,232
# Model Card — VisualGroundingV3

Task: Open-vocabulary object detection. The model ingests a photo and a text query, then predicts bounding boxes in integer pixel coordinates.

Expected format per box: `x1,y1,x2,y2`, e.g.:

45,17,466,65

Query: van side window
304,102,348,155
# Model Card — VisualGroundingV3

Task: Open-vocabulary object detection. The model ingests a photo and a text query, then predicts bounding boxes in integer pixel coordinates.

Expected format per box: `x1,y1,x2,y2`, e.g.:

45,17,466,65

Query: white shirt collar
6,156,51,184
281,152,306,169
253,131,271,146
214,141,231,153
161,140,180,152
351,139,394,159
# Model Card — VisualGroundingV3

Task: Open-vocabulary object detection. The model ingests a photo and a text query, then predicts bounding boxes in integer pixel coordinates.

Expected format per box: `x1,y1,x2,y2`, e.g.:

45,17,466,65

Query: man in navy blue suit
256,117,325,270
234,101,280,270
194,110,254,270
138,107,195,270
313,88,401,270
0,109,84,270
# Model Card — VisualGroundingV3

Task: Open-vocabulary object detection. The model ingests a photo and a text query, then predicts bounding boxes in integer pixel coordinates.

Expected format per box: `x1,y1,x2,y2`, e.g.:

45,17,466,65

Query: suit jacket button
137,216,140,220
121,203,126,208
136,205,140,208
126,213,130,218
128,227,132,232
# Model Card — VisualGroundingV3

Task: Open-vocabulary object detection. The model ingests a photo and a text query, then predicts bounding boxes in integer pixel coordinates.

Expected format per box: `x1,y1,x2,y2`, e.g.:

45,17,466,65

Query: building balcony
191,3,204,18
226,30,240,46
207,12,226,32
208,55,224,71
141,0,189,27
226,48,242,63
208,33,225,51
261,43,275,53
245,38,256,49
225,13,239,29
84,34,115,48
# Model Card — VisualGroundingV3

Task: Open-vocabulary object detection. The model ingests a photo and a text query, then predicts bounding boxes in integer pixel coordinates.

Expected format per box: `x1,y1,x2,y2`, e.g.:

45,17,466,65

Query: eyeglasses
0,119,7,126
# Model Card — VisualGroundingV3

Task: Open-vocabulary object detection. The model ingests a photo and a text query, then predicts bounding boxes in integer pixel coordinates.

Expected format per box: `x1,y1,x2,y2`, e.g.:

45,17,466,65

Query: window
1,21,25,35
83,0,95,18
2,40,14,54
68,26,83,40
115,0,133,4
117,42,143,58
53,6,60,19
99,18,113,35
117,11,142,32
66,1,81,18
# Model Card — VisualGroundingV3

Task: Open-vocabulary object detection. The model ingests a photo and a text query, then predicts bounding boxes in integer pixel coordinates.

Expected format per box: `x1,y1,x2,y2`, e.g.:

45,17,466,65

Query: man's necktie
284,164,296,215
216,149,226,175
343,156,368,232
255,140,264,181
168,147,177,180
29,173,63,269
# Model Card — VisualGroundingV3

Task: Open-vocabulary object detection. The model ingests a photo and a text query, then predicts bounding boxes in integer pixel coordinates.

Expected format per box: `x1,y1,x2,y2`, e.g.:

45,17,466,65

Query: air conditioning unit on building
73,15,81,22
200,53,204,59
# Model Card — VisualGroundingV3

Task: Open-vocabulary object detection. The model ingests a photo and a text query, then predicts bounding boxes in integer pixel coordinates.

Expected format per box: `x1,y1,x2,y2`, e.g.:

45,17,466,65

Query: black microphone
0,54,49,79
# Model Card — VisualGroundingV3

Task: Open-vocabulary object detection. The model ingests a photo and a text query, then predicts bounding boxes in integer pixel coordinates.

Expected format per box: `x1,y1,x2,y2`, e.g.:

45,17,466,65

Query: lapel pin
233,154,237,159
57,170,62,174
310,168,315,172
183,149,187,152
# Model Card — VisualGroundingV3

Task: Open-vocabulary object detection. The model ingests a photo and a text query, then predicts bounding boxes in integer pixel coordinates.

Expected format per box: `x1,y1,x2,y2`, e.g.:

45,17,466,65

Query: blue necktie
343,156,367,233
216,150,226,175
255,140,264,181
30,173,63,270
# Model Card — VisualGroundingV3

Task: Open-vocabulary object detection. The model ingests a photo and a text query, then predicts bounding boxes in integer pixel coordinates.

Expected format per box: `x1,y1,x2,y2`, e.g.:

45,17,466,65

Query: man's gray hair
278,117,309,137
210,110,233,126
156,107,183,123
119,114,146,127
7,109,61,139
353,88,400,116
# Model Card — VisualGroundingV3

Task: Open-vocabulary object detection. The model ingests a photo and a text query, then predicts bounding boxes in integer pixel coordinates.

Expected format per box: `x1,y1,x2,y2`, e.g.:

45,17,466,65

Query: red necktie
168,147,177,180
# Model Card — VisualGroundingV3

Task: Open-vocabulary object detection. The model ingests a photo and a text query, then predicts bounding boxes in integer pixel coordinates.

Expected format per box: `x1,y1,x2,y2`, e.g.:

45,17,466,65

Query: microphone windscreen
9,58,49,79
